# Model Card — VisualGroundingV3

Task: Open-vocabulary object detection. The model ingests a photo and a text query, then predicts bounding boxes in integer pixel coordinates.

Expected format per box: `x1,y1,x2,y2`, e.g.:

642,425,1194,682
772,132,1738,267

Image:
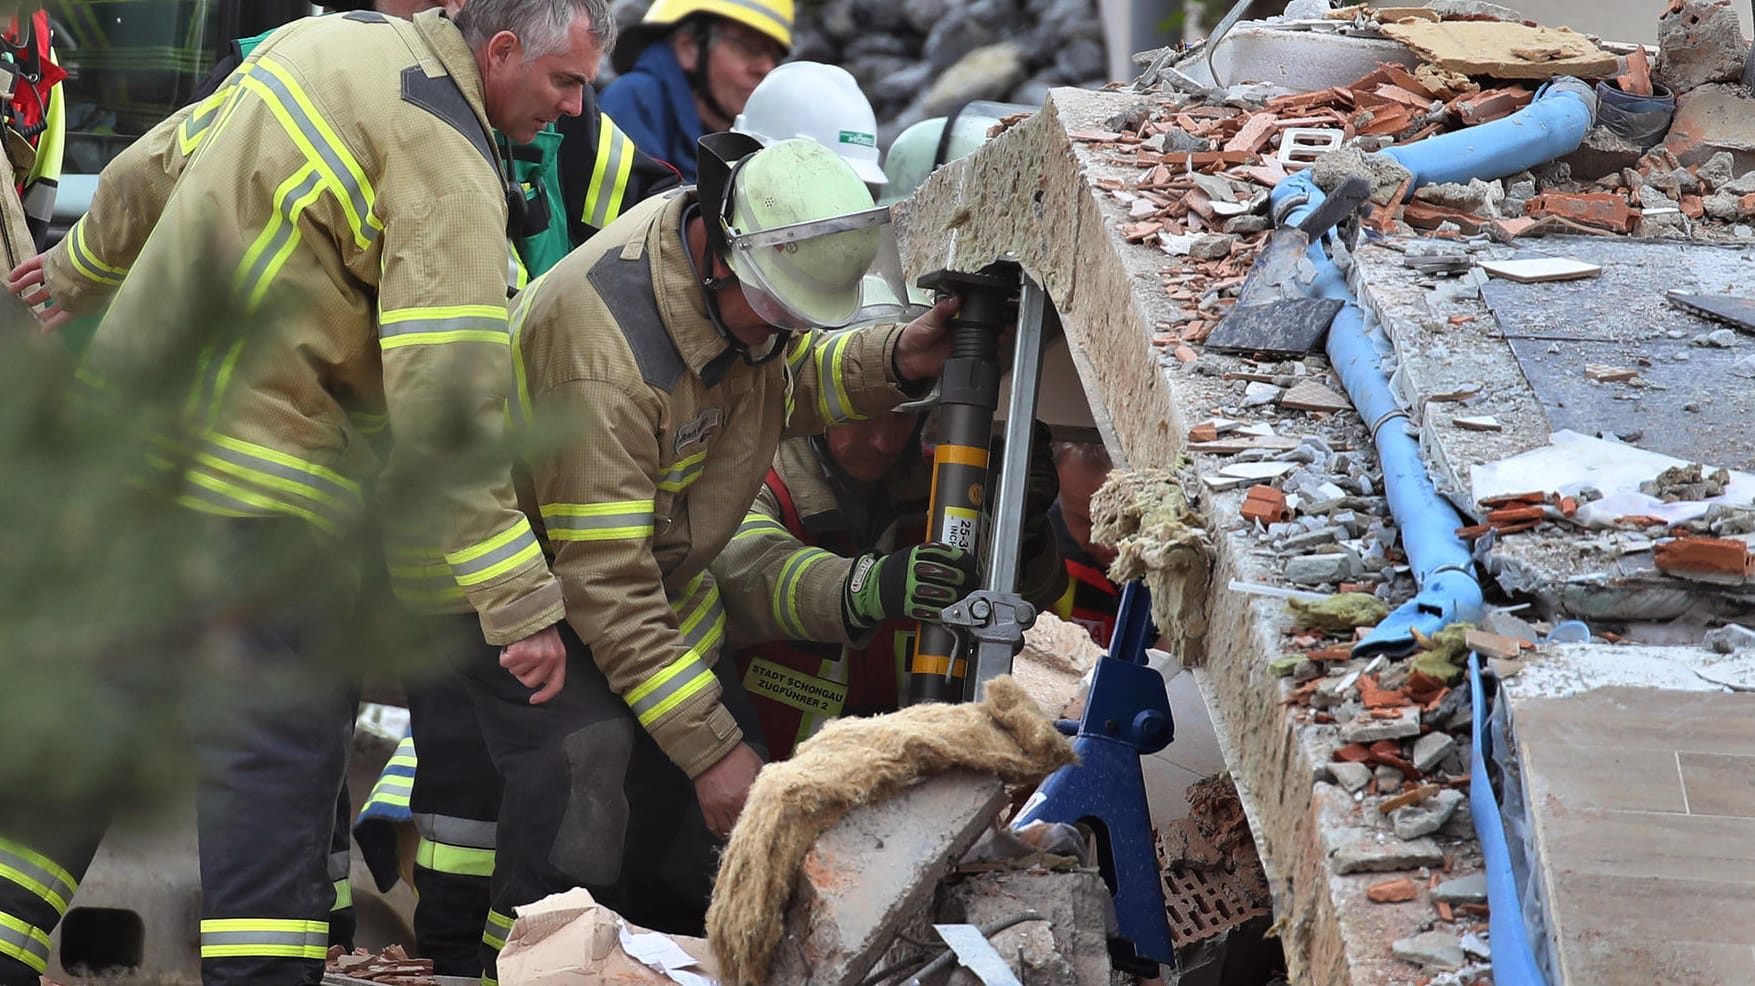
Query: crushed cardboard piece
1380,21,1619,79
494,890,719,986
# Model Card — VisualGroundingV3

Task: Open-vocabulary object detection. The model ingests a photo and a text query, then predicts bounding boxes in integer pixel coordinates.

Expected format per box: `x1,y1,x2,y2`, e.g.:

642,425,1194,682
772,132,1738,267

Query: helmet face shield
723,207,889,329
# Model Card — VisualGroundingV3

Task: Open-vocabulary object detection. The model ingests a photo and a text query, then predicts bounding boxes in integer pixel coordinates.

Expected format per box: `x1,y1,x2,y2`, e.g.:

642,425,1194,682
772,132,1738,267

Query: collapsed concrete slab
765,771,1007,986
895,86,1472,986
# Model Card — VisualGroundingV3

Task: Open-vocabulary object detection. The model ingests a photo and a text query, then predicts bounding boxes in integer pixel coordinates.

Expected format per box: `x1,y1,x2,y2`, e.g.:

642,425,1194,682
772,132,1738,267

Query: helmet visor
723,206,890,330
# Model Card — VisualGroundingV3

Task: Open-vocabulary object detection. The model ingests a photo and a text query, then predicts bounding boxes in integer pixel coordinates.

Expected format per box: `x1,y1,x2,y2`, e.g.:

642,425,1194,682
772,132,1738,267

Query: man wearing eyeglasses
598,0,789,182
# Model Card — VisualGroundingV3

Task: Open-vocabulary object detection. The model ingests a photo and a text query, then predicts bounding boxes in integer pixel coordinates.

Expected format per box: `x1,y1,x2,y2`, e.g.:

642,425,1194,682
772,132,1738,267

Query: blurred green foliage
0,246,538,834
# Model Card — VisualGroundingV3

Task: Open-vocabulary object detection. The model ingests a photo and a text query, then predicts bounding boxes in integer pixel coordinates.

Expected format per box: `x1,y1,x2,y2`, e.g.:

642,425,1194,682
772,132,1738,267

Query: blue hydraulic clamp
1013,580,1176,976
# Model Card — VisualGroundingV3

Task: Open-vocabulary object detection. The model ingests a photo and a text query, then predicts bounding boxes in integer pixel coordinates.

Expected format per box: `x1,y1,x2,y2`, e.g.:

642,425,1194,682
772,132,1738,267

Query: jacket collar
649,193,745,382
632,43,705,181
412,9,496,156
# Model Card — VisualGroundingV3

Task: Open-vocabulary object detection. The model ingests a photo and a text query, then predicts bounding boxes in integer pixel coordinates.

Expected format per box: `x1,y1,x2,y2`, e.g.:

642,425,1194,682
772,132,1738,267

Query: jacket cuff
804,554,860,645
41,244,97,317
474,575,566,645
652,696,744,779
848,323,913,415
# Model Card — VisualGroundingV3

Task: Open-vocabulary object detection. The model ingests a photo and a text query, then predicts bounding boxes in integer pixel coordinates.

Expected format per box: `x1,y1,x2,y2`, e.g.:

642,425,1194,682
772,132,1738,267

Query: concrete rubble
884,0,1755,979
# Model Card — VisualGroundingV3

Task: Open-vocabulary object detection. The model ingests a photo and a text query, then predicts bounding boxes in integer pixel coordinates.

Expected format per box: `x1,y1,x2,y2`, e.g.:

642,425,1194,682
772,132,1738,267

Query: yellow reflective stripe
0,840,76,916
813,331,861,424
508,294,536,428
416,838,496,878
657,449,708,494
446,520,543,587
176,465,337,532
0,912,51,974
241,56,381,248
379,304,510,351
64,218,125,285
235,163,325,310
784,332,812,371
483,909,513,951
773,546,836,639
627,575,724,728
670,575,726,662
197,433,360,506
178,87,231,155
733,512,791,541
540,500,655,541
583,117,634,230
331,879,352,911
199,918,329,960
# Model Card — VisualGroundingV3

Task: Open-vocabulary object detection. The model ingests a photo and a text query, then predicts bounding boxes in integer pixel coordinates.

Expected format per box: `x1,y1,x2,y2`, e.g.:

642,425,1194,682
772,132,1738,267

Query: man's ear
671,30,699,72
488,29,521,67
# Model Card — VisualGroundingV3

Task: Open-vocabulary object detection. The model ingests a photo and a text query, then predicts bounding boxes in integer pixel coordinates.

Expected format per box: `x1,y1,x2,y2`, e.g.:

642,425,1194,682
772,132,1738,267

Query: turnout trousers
403,667,500,978
443,618,759,985
0,521,357,986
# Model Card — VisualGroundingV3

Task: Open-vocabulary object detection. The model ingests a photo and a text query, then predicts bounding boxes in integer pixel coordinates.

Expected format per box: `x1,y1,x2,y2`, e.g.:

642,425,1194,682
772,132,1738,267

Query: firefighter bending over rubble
449,133,965,982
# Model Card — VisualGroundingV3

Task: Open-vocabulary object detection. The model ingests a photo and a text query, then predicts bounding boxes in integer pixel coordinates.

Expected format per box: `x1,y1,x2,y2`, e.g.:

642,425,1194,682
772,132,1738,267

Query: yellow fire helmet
611,0,794,74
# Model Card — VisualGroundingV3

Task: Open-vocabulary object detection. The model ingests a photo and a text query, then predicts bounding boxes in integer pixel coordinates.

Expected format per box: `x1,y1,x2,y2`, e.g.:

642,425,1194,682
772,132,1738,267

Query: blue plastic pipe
1263,79,1596,656
1469,652,1548,986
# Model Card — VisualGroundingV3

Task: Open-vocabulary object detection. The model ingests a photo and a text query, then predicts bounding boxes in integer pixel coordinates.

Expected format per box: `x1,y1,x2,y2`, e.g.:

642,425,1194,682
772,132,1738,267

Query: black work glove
842,542,979,632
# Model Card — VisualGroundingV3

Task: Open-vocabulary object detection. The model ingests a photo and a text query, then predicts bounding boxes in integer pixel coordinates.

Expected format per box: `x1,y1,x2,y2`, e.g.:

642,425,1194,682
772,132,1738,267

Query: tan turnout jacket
70,10,561,644
509,190,913,777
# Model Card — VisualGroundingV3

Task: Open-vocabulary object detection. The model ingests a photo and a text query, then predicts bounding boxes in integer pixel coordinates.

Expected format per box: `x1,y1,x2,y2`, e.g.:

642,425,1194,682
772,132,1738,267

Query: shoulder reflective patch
343,9,388,21
586,249,684,392
399,65,494,171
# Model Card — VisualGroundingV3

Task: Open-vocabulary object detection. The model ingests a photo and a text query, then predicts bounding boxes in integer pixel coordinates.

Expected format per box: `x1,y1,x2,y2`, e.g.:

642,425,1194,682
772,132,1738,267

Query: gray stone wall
608,0,1111,147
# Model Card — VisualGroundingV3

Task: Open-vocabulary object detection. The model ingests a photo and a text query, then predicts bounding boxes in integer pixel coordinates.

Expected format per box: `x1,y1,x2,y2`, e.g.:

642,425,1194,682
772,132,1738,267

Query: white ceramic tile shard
1478,257,1602,283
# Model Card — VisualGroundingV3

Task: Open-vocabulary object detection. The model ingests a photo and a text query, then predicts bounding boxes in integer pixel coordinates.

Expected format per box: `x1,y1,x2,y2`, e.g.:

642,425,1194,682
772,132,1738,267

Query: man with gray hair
0,4,607,986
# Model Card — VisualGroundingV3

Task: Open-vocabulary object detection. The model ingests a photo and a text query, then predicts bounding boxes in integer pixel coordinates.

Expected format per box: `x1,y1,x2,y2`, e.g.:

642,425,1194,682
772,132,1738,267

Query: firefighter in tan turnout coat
0,4,612,984
452,133,973,981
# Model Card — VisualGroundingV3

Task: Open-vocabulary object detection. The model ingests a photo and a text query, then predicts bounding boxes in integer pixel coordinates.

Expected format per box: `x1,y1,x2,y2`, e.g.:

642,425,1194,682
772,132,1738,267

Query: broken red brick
1241,485,1291,525
1224,112,1280,154
1333,743,1374,763
1617,45,1653,97
1378,784,1441,814
1525,192,1639,233
1680,194,1705,219
1453,87,1533,125
1479,491,1547,508
1359,675,1414,710
1187,423,1220,444
1404,670,1448,705
1402,200,1491,234
1653,536,1755,579
1436,901,1455,922
1486,505,1546,525
1367,877,1421,903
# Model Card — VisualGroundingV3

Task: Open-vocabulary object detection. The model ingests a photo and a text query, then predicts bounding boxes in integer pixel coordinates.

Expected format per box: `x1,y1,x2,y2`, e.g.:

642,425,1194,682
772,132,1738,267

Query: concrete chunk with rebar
764,770,1008,986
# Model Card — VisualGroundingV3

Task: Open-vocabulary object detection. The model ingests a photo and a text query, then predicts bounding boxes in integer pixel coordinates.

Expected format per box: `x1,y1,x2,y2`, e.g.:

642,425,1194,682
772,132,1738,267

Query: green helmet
721,138,884,330
879,101,1035,206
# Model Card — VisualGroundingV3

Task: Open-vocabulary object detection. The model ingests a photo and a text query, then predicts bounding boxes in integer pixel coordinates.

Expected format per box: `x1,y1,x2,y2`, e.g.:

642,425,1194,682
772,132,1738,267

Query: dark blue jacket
599,43,704,183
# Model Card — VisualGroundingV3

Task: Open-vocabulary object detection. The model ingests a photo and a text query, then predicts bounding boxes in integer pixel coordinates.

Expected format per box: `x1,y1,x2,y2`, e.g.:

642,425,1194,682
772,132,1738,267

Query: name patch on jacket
744,659,847,717
674,408,721,454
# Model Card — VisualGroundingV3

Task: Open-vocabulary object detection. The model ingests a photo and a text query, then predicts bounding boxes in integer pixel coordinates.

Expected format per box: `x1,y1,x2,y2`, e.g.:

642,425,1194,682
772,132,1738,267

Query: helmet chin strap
687,19,738,129
682,204,786,382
